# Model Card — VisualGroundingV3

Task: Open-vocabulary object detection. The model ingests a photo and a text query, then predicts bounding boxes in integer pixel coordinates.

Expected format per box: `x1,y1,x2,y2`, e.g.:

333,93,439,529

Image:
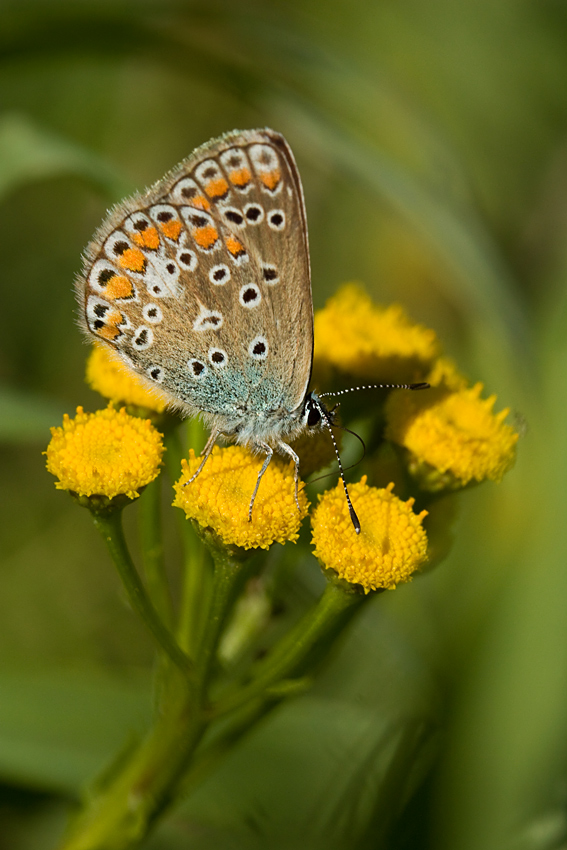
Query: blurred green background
0,1,565,848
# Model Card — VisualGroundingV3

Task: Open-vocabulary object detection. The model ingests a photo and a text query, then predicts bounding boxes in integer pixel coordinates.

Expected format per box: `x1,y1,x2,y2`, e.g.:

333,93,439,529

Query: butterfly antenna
316,402,361,534
320,381,429,399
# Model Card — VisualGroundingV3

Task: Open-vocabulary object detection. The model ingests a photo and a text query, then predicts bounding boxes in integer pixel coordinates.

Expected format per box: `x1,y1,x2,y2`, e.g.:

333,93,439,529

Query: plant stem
57,532,252,850
211,579,367,718
137,479,173,626
92,510,193,678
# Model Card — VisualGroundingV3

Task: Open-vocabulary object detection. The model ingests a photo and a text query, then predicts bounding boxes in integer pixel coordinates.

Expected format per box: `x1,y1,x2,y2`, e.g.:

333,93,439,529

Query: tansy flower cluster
45,405,164,500
86,343,167,413
46,283,519,594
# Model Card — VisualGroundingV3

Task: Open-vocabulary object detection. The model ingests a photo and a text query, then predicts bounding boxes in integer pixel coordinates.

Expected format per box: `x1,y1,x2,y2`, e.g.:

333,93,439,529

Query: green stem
58,672,205,850
92,510,193,678
137,479,172,626
57,535,251,850
168,420,212,657
194,540,257,698
211,580,367,718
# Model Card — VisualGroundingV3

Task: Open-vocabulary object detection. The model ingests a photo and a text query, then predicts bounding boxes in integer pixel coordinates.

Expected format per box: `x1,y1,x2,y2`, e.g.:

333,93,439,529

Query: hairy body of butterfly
77,128,427,532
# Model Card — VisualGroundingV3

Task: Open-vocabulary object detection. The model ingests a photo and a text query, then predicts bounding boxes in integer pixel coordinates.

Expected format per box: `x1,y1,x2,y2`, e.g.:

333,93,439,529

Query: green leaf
0,668,151,794
0,113,132,203
0,385,66,443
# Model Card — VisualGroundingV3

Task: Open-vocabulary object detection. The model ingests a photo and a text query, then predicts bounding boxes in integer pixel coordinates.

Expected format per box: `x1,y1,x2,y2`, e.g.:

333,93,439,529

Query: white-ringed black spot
244,203,264,224
189,214,209,228
267,210,285,231
248,335,268,360
209,264,230,285
177,249,197,271
93,303,109,318
193,309,223,332
202,166,216,179
142,304,163,324
208,347,227,368
147,365,164,383
96,270,114,289
133,326,153,351
239,284,261,308
156,210,172,222
113,240,129,255
224,208,245,227
262,264,279,284
189,359,207,378
134,218,149,231
249,143,279,170
166,262,176,275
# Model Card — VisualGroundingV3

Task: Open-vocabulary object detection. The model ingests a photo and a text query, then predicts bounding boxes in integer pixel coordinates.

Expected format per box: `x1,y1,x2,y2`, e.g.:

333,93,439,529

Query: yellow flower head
86,344,167,414
311,478,428,592
173,446,309,550
45,406,164,499
313,283,440,384
385,381,518,491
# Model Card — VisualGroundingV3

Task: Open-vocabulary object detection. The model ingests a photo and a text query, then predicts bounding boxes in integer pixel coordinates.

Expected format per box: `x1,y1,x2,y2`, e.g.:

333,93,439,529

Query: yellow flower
385,382,518,490
311,478,428,592
426,356,468,391
86,344,167,413
46,406,164,499
313,283,439,383
173,446,309,550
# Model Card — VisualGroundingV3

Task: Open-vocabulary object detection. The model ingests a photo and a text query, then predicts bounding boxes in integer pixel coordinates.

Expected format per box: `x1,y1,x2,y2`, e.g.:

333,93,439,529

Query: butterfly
77,129,427,532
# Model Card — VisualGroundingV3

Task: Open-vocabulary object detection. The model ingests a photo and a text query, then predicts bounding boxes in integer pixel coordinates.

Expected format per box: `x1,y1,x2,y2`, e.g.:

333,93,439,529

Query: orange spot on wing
104,275,134,300
226,235,246,257
98,325,121,341
229,168,251,187
118,248,146,272
96,307,124,340
260,169,281,191
205,178,229,199
160,219,182,240
132,227,160,250
193,226,218,250
190,195,211,211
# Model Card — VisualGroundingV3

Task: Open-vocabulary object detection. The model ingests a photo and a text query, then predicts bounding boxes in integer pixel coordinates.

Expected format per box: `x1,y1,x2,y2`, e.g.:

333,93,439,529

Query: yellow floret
311,478,428,592
86,344,167,413
45,406,164,499
313,283,439,383
385,382,518,490
173,446,309,550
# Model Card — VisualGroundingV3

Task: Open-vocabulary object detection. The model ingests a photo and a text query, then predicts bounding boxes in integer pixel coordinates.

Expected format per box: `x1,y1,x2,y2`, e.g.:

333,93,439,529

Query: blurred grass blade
0,385,67,442
0,112,132,202
0,668,150,794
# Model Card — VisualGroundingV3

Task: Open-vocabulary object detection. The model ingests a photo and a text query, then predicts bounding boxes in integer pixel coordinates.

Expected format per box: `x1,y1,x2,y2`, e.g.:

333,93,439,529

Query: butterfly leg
248,441,273,522
183,428,218,487
277,441,301,512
